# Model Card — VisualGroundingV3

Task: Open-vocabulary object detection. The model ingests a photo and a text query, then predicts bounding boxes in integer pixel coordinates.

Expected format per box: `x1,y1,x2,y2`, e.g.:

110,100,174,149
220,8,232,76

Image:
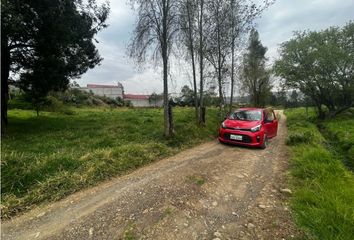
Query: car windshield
229,110,262,121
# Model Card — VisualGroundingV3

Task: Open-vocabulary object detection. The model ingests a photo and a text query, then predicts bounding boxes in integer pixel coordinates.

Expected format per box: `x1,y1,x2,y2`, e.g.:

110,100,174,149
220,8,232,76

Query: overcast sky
77,0,354,95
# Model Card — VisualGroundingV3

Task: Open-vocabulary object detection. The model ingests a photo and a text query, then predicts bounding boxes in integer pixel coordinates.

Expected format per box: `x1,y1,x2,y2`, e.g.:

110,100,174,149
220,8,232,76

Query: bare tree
180,0,199,124
204,0,231,114
228,0,274,112
129,0,180,137
197,0,206,126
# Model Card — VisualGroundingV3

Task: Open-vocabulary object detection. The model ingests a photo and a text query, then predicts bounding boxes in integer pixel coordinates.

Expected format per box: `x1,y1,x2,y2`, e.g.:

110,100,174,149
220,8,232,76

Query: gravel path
2,111,301,240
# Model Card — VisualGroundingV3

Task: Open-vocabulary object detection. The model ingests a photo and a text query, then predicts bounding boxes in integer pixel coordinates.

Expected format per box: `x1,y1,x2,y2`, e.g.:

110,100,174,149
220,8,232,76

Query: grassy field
1,107,220,218
285,108,354,240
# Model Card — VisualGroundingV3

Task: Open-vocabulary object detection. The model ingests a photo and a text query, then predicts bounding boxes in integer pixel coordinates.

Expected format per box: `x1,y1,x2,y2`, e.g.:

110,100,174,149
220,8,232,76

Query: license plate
230,134,242,141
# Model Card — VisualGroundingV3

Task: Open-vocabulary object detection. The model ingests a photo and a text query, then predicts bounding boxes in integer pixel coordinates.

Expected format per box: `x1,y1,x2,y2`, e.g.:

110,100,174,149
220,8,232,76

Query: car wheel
261,135,268,149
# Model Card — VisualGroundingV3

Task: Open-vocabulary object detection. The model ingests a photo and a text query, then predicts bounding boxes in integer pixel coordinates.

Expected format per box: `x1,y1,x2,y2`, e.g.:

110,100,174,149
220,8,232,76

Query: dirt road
2,111,301,240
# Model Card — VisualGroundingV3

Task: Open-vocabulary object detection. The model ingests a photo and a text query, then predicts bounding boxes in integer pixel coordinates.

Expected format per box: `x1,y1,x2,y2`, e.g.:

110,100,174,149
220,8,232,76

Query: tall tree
240,29,271,107
205,0,231,114
180,0,199,124
228,0,273,112
274,22,354,118
197,0,206,126
130,0,179,136
1,0,109,130
179,85,195,106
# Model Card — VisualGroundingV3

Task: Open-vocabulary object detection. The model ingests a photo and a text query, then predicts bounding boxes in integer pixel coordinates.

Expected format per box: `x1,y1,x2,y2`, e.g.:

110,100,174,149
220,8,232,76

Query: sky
77,0,354,95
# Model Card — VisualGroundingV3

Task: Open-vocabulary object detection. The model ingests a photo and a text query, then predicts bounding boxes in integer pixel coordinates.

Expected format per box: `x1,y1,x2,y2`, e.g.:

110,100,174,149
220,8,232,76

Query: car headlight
221,122,226,129
251,124,261,132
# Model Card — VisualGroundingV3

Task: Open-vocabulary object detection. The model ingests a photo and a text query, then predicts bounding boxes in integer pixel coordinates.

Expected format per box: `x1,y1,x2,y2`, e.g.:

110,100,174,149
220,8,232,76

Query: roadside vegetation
285,107,354,239
1,107,219,218
320,111,354,171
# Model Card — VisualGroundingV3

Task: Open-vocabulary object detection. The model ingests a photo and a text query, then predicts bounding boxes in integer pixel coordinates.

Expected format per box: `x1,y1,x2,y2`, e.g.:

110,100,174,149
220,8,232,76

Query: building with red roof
124,94,163,107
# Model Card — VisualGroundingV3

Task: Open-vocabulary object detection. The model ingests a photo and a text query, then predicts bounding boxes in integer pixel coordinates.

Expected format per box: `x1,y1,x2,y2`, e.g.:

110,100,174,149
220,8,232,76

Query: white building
124,94,163,107
79,83,163,107
81,83,124,99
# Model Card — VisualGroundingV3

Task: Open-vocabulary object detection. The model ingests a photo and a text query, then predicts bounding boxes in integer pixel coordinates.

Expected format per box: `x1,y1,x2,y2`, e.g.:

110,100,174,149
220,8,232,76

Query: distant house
80,83,124,99
78,83,164,107
124,94,163,107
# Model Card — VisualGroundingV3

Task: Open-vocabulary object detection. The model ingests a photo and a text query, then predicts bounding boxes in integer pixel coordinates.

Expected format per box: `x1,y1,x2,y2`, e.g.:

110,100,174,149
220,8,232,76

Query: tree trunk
216,12,223,116
162,51,172,136
229,0,235,113
162,0,173,137
187,1,199,124
229,40,235,113
1,44,10,134
198,0,205,126
316,104,325,119
217,65,223,115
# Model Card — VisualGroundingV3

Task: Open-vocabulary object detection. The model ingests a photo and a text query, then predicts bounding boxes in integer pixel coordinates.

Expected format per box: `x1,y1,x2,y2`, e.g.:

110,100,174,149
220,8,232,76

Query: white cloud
79,0,354,94
256,0,354,62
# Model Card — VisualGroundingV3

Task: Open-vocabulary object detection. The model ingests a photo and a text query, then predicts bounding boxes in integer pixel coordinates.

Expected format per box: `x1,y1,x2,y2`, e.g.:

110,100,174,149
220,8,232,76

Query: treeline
274,22,354,119
174,85,309,108
1,0,110,132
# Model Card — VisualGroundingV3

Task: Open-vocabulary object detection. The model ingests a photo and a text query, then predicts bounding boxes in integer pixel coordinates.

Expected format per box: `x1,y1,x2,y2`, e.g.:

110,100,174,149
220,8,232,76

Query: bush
41,96,75,115
8,96,33,110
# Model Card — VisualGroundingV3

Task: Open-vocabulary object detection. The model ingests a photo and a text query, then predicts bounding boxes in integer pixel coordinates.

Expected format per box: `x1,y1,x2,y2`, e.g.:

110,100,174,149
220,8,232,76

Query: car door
264,110,276,138
272,110,278,137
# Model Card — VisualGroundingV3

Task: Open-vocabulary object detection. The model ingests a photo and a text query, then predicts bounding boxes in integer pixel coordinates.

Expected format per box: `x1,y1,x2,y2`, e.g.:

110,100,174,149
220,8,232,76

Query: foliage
240,29,272,107
8,93,33,110
177,85,195,106
1,0,109,129
8,88,132,112
148,92,163,107
275,22,354,118
1,107,220,218
285,108,354,239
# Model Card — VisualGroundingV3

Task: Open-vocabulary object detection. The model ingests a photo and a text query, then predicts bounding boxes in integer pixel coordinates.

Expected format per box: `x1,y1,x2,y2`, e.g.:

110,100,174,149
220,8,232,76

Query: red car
218,108,278,149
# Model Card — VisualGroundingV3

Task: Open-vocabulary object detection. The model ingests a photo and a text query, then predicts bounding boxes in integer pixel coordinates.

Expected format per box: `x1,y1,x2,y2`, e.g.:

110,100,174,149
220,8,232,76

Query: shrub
8,96,33,110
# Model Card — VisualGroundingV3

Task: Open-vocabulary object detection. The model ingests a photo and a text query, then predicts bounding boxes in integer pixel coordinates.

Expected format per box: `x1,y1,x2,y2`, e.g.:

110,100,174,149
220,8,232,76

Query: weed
162,207,173,218
123,222,138,240
187,175,205,186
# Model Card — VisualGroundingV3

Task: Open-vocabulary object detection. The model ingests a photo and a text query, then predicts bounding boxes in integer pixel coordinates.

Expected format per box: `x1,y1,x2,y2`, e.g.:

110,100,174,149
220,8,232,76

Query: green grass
1,107,220,218
320,109,354,170
285,108,354,240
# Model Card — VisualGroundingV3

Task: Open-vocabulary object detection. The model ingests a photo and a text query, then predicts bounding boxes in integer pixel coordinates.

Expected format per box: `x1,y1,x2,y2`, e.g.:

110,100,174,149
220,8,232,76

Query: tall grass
1,107,220,218
320,109,354,170
285,108,354,240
